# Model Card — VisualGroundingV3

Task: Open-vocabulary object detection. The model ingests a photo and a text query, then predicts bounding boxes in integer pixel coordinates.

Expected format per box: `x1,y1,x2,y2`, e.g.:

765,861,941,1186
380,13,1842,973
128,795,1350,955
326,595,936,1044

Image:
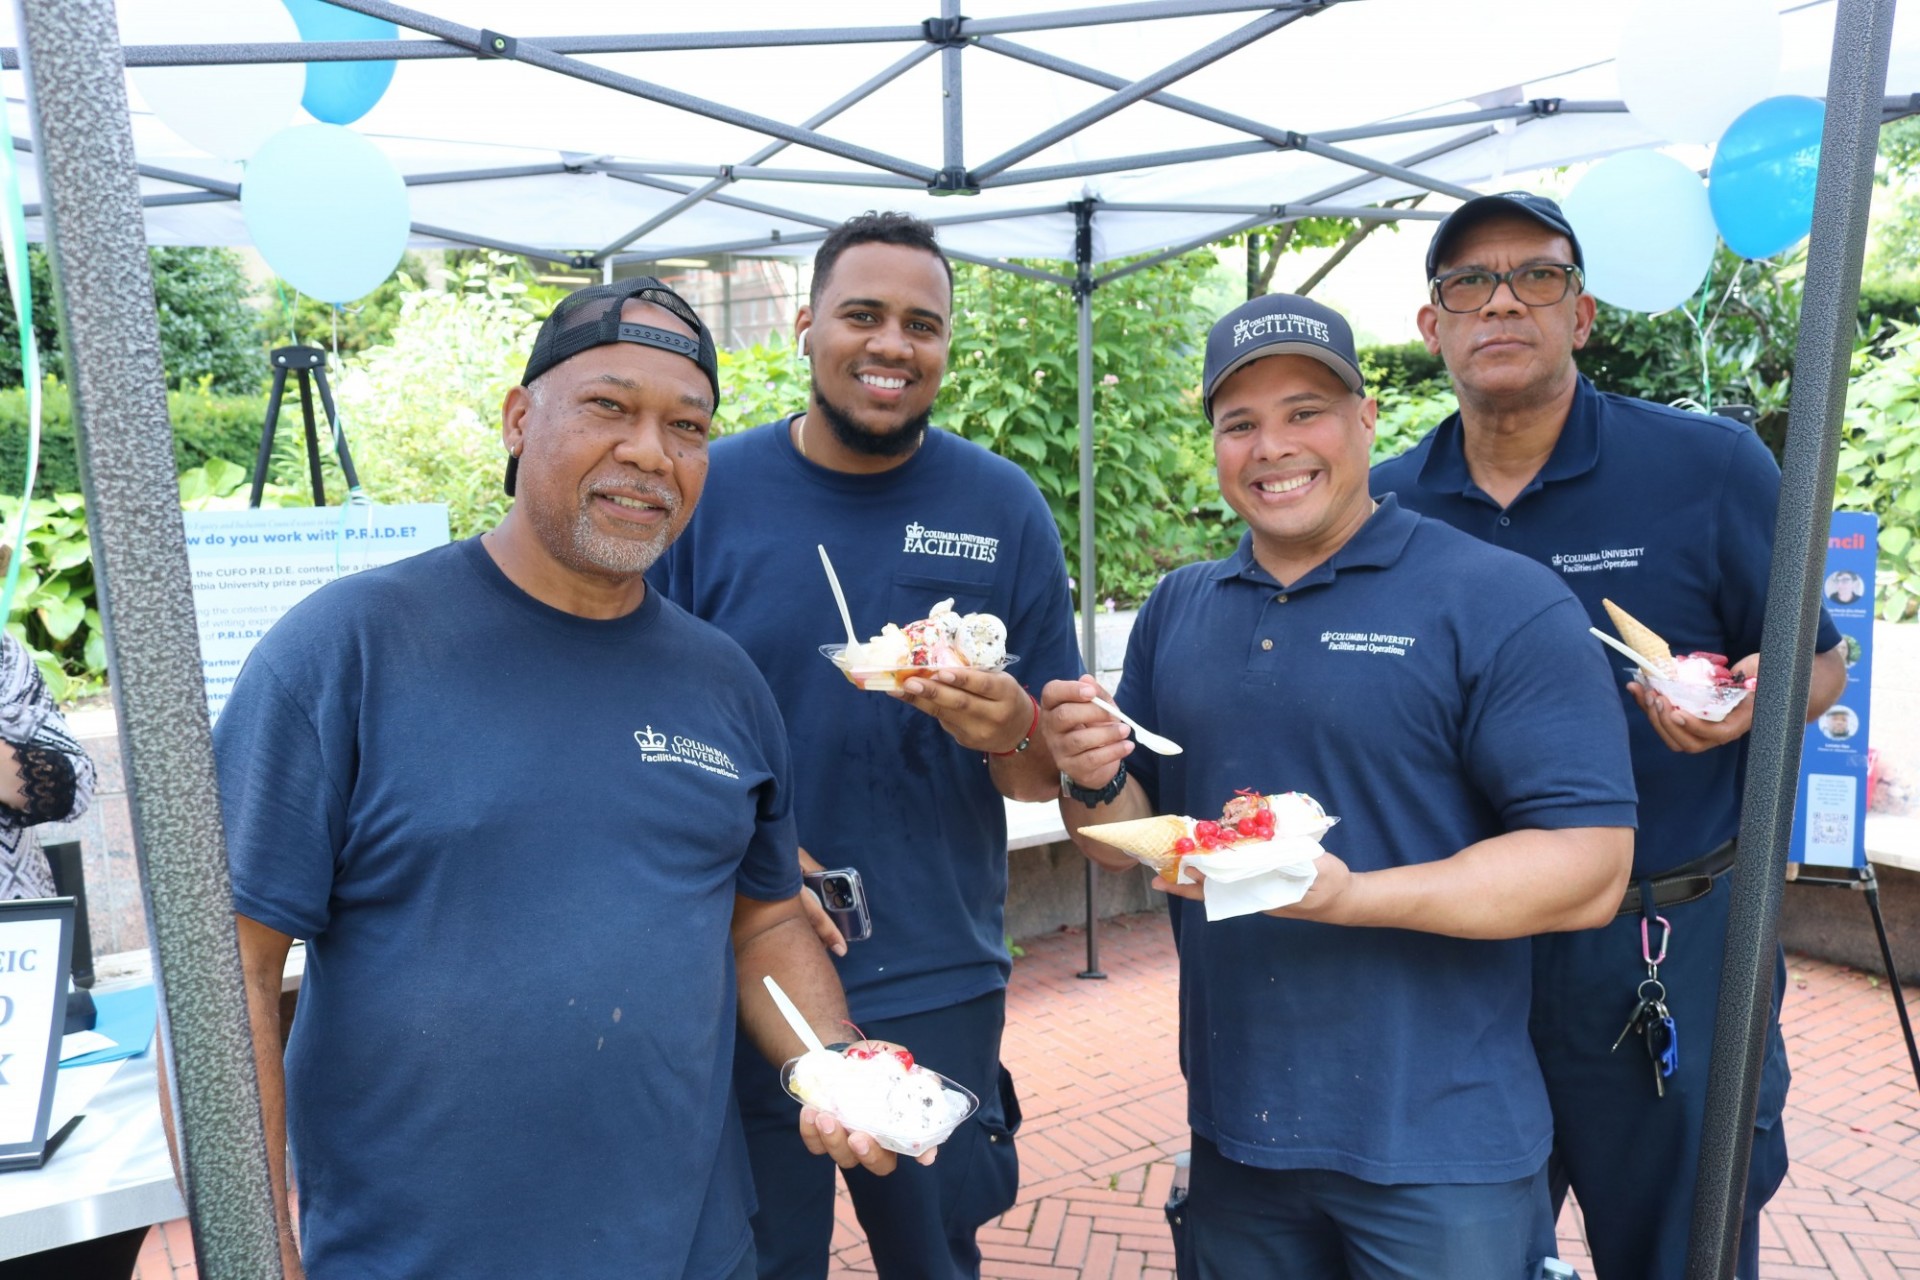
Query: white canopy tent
1,4,1912,1277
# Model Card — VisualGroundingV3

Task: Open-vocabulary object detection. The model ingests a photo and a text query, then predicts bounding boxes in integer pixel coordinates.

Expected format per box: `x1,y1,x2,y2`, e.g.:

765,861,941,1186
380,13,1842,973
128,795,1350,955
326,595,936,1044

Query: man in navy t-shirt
1041,293,1636,1279
655,213,1080,1280
218,278,914,1280
1371,193,1848,1280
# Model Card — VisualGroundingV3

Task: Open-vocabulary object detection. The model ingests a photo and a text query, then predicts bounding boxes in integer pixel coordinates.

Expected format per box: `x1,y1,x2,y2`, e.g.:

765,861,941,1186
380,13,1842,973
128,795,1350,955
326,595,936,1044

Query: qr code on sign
1811,811,1853,847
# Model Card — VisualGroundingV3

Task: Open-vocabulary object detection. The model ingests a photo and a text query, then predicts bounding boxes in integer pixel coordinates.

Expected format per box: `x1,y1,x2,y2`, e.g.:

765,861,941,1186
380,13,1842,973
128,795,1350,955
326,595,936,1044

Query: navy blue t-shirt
1372,377,1842,877
1116,497,1637,1183
217,538,799,1280
654,419,1080,1022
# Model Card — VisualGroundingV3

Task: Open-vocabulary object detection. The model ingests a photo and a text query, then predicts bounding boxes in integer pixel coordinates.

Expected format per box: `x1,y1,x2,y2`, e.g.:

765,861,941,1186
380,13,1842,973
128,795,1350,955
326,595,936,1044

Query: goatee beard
812,375,930,458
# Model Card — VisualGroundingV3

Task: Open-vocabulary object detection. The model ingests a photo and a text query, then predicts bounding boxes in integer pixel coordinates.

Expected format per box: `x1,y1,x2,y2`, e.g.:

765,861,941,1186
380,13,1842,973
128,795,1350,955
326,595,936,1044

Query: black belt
1615,840,1738,918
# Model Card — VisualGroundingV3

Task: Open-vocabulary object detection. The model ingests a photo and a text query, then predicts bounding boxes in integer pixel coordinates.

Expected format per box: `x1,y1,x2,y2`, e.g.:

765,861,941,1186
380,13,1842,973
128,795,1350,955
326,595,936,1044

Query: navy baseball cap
1202,292,1364,420
507,276,720,496
1424,192,1585,279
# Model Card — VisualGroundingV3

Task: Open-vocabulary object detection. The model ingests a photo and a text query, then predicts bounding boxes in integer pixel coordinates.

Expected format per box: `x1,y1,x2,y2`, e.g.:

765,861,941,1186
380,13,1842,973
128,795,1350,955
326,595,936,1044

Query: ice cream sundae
1602,598,1754,722
783,1039,978,1157
1080,790,1336,882
827,598,1011,690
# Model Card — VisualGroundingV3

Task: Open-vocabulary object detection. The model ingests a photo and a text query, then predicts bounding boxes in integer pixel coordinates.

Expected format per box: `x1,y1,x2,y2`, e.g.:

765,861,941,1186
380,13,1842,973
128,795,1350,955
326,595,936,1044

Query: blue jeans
1531,873,1789,1280
1186,1135,1553,1279
734,989,1020,1280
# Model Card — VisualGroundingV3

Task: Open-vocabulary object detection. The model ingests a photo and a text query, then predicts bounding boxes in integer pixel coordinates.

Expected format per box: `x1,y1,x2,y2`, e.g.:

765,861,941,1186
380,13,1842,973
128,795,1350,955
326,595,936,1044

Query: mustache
585,477,679,510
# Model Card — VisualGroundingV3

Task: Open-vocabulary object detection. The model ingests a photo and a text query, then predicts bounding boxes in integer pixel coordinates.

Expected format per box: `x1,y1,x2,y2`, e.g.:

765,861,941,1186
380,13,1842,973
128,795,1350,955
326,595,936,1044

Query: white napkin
1174,833,1326,921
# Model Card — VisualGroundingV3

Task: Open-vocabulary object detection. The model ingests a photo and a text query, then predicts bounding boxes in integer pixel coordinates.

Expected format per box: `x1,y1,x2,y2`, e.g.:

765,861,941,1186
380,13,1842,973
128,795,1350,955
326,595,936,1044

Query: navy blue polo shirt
654,419,1081,1022
1372,377,1841,878
1116,496,1636,1183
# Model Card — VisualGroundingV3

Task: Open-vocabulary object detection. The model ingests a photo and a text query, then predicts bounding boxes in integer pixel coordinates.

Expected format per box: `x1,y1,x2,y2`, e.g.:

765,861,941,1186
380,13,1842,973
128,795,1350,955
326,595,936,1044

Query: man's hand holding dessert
893,665,1034,754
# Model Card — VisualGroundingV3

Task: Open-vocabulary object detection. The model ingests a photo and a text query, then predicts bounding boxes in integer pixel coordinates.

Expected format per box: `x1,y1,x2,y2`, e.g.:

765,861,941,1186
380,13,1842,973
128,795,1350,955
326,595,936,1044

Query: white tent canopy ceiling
7,0,1920,274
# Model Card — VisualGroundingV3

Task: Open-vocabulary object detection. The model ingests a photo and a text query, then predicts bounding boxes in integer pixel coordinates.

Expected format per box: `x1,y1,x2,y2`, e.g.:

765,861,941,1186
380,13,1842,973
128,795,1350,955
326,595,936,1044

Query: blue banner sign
1791,511,1876,867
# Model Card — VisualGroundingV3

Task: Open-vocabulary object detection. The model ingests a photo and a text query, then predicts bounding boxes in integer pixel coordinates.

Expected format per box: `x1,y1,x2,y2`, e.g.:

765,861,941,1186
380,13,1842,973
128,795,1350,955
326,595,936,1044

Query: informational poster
184,504,449,724
0,898,74,1167
1791,511,1876,867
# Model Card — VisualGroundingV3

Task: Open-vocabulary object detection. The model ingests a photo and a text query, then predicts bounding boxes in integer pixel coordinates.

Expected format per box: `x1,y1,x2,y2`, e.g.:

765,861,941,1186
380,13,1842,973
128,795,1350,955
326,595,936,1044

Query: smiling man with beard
654,213,1080,1280
214,279,905,1280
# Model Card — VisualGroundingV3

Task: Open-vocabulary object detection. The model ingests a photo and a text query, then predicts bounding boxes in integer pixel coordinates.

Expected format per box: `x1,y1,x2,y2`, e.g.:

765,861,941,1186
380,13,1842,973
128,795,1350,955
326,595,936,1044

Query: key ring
1637,977,1667,1004
1641,914,1671,968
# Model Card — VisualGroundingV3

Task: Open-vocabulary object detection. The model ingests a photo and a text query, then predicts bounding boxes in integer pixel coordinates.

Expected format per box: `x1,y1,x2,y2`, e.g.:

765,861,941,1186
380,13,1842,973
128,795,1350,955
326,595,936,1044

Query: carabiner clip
1641,914,1671,968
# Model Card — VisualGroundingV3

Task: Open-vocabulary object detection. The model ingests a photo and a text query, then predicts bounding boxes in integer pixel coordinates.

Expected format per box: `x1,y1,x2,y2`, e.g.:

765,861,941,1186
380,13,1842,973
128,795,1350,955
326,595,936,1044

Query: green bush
1836,321,1920,621
315,255,541,537
0,246,264,393
1360,341,1448,391
0,380,272,494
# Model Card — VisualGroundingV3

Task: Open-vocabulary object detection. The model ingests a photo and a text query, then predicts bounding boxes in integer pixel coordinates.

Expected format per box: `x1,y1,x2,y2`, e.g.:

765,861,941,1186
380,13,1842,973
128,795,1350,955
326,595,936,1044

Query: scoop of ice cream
956,612,1008,670
845,624,911,670
1267,791,1334,838
1670,654,1720,686
786,1042,969,1143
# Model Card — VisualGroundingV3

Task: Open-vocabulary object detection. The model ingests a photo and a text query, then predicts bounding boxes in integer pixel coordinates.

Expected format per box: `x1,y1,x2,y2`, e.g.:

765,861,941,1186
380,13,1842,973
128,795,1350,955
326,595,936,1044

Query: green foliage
1370,376,1456,465
150,248,264,392
0,380,272,494
1836,322,1920,621
320,254,542,538
0,247,263,392
1580,246,1802,454
941,255,1227,605
716,334,804,434
1360,341,1448,392
0,490,98,700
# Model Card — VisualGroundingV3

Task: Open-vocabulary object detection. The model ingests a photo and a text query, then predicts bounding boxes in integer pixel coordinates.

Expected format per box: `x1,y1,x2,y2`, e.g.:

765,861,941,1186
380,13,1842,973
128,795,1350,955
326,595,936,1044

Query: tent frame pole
1685,0,1896,1273
1071,197,1108,983
9,0,283,1275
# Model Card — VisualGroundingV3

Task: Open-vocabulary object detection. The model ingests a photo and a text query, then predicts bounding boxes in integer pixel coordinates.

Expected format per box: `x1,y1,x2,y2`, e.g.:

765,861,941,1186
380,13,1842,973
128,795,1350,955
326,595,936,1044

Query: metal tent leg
1862,869,1920,1094
1074,198,1105,982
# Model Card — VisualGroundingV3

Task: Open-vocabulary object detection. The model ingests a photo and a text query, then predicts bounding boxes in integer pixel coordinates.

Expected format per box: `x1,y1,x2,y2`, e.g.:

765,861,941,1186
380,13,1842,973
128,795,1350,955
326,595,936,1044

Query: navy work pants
1184,1135,1553,1279
734,989,1020,1280
1531,873,1789,1280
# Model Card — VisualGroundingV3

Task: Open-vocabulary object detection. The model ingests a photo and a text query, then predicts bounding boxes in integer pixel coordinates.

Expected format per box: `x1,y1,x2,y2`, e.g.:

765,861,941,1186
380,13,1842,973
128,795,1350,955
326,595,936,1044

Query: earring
797,329,811,359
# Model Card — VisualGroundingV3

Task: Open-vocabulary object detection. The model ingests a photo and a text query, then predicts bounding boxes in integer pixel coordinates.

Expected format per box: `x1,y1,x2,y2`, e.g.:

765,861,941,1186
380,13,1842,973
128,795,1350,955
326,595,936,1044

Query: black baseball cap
1202,292,1364,420
507,276,720,496
1424,191,1584,279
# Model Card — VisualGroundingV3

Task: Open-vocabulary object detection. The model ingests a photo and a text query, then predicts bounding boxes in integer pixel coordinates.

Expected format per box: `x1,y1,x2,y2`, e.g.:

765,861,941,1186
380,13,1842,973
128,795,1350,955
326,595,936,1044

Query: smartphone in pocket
802,868,873,943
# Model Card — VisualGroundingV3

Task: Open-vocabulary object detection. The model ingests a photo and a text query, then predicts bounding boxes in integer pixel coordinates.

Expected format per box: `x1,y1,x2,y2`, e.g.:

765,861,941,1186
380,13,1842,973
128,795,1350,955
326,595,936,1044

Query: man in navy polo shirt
1041,292,1636,1279
217,279,910,1280
655,213,1080,1280
1371,193,1849,1279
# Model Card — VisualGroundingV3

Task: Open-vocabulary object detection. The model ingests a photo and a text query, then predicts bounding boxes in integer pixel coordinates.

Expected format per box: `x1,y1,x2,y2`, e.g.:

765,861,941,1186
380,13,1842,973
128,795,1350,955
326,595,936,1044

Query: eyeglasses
1428,263,1583,314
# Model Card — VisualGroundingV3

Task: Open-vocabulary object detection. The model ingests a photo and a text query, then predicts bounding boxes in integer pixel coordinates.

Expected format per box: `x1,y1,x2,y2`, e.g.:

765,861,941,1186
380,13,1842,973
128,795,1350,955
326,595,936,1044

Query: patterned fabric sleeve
0,634,97,900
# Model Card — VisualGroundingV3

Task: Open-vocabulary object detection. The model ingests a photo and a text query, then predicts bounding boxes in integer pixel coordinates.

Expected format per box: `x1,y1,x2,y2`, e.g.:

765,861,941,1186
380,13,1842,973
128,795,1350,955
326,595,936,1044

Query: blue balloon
1710,95,1824,260
242,124,411,302
282,0,396,126
1563,149,1718,313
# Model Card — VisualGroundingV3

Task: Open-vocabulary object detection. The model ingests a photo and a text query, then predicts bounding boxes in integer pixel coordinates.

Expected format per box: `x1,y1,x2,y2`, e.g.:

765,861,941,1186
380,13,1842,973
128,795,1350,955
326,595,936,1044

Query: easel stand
249,345,360,507
1789,863,1920,1094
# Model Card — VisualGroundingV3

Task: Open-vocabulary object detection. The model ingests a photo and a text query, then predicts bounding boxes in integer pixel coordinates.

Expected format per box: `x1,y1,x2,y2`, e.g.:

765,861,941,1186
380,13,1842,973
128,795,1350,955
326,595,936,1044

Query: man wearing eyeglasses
1371,193,1848,1280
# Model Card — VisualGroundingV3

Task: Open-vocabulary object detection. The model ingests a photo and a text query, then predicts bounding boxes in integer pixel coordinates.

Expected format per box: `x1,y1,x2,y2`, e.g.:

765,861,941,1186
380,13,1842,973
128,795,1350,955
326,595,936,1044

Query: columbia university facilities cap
506,276,720,496
1424,191,1585,278
1202,292,1364,420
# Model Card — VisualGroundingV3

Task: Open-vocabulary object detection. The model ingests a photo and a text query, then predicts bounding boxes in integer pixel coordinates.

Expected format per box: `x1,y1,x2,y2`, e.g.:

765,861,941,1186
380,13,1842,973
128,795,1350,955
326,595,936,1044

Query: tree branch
1297,195,1427,297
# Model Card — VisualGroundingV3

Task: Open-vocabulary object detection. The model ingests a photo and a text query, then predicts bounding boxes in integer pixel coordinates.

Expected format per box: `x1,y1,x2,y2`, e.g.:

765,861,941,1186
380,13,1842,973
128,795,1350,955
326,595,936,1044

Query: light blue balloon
242,124,410,303
1562,149,1718,313
282,0,397,126
1710,95,1824,260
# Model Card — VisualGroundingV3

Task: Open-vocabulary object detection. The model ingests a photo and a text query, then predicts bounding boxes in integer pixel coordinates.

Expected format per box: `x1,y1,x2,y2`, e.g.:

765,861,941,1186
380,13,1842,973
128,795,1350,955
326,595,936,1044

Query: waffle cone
1079,814,1190,875
1602,599,1675,675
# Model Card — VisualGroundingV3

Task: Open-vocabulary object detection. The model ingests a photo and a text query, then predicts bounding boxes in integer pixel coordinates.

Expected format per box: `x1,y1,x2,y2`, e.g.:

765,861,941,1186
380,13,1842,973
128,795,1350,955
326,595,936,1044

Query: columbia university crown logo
634,726,668,751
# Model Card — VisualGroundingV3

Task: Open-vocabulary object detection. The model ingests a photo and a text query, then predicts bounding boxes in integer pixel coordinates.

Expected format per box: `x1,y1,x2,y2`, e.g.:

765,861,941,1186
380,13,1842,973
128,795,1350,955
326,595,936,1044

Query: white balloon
1616,0,1783,145
1563,150,1719,313
120,0,303,161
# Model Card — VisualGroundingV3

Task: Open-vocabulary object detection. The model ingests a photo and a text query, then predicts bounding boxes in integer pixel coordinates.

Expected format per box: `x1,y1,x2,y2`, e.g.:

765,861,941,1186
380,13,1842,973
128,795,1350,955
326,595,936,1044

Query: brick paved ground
133,910,1920,1279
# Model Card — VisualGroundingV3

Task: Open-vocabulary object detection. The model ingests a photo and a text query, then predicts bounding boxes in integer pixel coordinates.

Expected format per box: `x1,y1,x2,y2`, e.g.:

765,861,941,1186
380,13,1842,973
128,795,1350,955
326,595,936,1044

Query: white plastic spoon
1091,696,1184,756
762,974,828,1055
817,544,858,649
1589,627,1672,677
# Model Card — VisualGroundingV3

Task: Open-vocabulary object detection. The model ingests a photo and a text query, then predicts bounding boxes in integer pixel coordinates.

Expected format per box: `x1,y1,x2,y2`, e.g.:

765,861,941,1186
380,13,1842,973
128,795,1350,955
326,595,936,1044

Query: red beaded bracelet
989,691,1042,757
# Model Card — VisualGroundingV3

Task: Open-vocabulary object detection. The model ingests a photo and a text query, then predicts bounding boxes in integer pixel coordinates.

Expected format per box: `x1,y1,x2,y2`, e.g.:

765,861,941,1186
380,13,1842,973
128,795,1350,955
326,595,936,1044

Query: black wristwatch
1060,764,1128,807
